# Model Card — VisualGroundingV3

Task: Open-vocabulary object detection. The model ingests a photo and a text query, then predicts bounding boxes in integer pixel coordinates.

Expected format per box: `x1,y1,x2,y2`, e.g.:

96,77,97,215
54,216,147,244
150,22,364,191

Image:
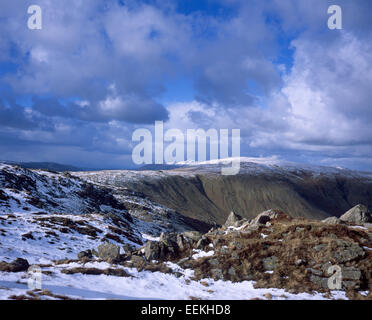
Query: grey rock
144,241,161,261
251,209,285,226
228,266,236,277
332,240,365,263
182,231,203,242
176,234,186,251
231,252,240,260
310,275,329,289
97,243,120,262
160,232,178,247
262,256,278,271
211,268,224,280
130,255,146,267
98,242,120,262
314,244,327,252
195,237,209,249
342,267,361,281
340,204,372,224
322,216,343,225
208,258,220,267
178,257,192,269
231,241,242,250
308,268,323,276
342,280,359,290
224,211,243,227
218,246,230,255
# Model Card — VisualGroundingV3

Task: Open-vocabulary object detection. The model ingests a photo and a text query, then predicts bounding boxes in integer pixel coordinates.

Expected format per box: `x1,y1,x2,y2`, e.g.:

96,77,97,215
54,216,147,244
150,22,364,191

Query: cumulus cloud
0,0,371,169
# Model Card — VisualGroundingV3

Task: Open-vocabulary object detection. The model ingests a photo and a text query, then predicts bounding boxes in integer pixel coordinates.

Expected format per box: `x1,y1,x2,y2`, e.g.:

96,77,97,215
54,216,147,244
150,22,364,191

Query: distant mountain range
0,161,83,172
75,157,372,225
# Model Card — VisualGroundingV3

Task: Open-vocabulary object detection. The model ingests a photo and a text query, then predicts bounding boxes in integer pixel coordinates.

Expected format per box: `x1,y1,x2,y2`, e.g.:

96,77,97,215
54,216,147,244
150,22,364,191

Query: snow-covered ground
0,258,350,300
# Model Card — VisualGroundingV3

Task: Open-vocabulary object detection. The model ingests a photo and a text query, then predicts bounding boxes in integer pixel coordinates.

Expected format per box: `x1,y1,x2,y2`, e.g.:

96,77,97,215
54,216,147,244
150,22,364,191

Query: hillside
75,158,372,225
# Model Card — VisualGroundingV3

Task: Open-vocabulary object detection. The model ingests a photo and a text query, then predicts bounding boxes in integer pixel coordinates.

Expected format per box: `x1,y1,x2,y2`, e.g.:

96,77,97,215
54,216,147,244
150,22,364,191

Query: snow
192,250,215,260
0,260,351,300
142,234,160,242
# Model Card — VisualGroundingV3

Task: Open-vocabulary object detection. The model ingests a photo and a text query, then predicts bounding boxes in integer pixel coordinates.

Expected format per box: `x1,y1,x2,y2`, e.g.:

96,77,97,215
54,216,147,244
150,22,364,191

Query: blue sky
0,0,372,170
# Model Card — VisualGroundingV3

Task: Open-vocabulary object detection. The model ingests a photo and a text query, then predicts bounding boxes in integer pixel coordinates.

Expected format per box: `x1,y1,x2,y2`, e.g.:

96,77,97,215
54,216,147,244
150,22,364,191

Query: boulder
251,209,287,226
322,216,343,225
130,255,146,268
182,231,202,242
159,232,178,247
144,241,161,261
97,243,120,262
340,204,372,224
224,211,243,227
0,258,30,272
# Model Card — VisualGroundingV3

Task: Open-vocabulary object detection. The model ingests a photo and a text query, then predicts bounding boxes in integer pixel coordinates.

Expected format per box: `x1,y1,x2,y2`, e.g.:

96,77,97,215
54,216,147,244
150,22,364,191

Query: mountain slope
74,159,372,225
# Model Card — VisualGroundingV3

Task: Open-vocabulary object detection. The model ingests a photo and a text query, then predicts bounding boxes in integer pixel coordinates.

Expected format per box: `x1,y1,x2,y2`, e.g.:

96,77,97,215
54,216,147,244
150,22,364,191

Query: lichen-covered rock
97,243,120,262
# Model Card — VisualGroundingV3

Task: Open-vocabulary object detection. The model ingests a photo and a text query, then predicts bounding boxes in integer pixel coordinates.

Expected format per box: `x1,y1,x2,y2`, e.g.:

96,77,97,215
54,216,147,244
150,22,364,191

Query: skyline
0,0,372,170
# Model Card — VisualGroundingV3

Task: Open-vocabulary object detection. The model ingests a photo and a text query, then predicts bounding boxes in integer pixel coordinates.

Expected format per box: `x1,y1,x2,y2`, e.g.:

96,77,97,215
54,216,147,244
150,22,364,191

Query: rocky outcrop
124,209,372,297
